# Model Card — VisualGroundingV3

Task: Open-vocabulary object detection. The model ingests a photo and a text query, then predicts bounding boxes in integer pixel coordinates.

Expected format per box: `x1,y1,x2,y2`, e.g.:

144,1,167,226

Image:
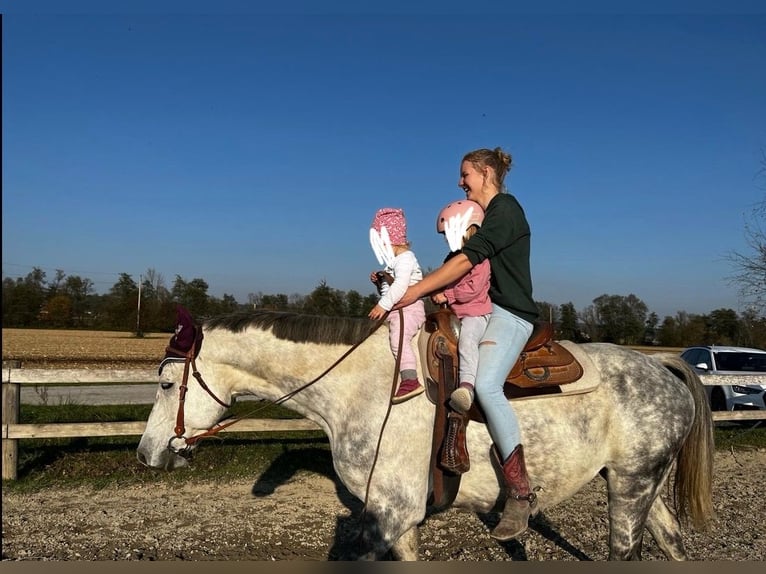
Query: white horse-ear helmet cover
370,226,395,268
437,200,484,253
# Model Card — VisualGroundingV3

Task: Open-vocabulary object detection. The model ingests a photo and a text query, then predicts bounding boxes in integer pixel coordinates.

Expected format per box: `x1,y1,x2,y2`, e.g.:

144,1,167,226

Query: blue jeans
474,304,534,461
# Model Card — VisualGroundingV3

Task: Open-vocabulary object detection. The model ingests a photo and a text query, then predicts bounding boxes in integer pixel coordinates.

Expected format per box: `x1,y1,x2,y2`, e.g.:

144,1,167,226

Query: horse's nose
136,451,148,466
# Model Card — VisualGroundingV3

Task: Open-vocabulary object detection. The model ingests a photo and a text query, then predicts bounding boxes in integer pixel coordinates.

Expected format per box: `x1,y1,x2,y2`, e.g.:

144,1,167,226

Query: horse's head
136,355,233,469
137,306,232,470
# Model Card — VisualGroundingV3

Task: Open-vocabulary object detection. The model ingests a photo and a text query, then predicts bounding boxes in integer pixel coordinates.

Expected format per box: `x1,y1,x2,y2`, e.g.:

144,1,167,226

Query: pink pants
386,300,426,372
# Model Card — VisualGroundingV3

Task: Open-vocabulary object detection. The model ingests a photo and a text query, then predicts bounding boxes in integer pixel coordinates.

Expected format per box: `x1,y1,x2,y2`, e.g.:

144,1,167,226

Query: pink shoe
392,378,424,404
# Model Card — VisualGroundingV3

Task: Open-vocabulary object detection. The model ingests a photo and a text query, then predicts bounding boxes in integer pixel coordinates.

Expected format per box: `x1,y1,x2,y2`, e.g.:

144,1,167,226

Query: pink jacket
443,259,492,319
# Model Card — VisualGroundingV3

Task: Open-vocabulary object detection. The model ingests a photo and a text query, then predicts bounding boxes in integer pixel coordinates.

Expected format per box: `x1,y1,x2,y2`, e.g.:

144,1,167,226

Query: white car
680,346,766,411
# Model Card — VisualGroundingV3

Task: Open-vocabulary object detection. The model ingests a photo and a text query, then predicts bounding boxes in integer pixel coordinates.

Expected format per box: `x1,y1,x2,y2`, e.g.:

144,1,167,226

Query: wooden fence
1,363,321,480
3,364,764,481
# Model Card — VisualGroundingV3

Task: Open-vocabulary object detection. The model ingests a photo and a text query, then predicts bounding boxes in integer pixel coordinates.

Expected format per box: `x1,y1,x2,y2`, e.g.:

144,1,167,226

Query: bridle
162,326,233,457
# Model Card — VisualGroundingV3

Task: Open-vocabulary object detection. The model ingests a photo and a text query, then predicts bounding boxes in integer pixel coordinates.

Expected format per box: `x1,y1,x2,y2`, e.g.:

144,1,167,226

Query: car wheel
710,387,727,411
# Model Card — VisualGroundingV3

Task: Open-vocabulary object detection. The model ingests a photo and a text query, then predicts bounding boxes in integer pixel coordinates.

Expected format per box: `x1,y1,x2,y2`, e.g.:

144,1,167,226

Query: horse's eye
161,382,174,390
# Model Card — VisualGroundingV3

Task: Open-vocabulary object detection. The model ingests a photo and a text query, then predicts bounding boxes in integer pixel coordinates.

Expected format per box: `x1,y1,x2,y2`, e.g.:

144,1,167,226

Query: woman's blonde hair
462,147,513,190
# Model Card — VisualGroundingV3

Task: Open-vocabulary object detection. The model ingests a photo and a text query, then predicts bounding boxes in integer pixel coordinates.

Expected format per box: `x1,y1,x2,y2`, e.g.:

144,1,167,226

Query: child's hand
431,292,448,305
368,304,388,321
370,271,379,284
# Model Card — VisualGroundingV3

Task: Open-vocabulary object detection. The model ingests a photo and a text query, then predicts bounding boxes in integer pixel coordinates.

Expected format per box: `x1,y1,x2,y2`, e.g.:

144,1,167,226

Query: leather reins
358,309,404,532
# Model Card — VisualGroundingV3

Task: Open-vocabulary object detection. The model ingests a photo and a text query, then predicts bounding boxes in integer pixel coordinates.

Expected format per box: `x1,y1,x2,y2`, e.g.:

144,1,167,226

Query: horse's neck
210,327,399,426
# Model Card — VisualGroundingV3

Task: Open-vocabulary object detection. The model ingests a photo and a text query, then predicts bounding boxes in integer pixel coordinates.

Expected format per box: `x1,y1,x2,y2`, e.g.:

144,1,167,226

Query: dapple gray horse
137,310,714,560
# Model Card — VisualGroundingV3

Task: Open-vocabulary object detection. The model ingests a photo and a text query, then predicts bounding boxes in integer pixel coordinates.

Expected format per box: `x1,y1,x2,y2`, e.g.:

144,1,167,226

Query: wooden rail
1,364,321,480
3,364,764,481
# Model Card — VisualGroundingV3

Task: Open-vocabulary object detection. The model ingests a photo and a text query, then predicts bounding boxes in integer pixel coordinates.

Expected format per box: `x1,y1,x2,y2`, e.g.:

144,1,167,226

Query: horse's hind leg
645,497,687,560
604,467,667,560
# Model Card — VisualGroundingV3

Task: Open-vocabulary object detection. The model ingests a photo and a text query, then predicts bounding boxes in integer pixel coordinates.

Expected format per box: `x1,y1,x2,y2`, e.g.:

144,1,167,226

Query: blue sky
2,1,765,318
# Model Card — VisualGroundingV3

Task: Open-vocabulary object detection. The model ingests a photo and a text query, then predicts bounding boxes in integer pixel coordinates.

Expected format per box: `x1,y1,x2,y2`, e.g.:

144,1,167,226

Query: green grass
4,402,331,493
710,421,766,450
3,403,764,493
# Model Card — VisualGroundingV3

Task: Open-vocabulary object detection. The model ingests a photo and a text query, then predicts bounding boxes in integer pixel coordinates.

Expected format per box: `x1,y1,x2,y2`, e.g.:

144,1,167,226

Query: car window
712,351,766,372
682,349,707,369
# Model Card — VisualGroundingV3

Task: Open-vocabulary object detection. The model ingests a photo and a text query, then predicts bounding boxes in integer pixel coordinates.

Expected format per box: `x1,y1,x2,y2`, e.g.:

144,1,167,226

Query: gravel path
2,448,764,561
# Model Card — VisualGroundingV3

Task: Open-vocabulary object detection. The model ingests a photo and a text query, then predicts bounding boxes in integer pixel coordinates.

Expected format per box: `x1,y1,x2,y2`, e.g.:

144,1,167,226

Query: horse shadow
474,511,593,561
250,446,592,561
249,445,370,560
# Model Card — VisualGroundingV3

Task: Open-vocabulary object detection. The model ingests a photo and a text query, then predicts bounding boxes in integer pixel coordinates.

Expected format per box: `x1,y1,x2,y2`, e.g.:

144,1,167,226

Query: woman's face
459,160,489,204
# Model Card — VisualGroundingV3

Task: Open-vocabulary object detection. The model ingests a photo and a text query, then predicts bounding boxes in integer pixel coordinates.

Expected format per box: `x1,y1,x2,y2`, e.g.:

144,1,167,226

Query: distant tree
657,315,682,347
676,312,707,346
644,312,659,345
171,276,210,318
708,308,740,345
558,302,580,341
738,307,766,349
143,268,166,296
247,292,263,309
46,294,72,327
592,294,648,344
535,301,559,325
110,273,138,299
260,293,289,311
345,289,365,317
288,293,306,310
727,151,766,315
47,269,66,298
2,268,48,327
303,280,346,316
579,304,600,342
208,293,242,316
105,273,139,330
135,269,174,332
63,275,94,326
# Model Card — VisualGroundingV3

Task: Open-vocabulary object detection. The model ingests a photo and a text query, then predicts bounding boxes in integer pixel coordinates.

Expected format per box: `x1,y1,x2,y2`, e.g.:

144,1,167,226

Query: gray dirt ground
2,448,764,561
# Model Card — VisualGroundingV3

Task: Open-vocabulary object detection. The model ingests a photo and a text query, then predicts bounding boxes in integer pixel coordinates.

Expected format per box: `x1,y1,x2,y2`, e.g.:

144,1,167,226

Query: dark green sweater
461,193,539,324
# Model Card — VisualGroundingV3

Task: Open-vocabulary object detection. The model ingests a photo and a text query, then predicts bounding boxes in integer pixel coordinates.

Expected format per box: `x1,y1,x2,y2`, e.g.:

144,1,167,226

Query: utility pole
136,273,143,337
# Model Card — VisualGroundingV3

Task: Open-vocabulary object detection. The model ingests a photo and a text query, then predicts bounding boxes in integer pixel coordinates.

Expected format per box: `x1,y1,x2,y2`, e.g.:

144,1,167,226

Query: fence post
2,361,22,480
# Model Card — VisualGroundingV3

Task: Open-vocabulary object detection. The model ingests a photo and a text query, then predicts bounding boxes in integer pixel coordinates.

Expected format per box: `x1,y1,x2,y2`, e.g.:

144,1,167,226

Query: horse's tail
658,354,716,530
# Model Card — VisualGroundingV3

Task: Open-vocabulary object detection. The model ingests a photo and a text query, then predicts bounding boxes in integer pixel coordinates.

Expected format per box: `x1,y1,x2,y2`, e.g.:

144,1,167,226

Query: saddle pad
508,340,600,402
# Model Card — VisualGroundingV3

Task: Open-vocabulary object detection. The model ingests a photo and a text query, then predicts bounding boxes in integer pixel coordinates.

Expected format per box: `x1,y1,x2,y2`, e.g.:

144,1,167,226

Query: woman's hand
392,286,419,310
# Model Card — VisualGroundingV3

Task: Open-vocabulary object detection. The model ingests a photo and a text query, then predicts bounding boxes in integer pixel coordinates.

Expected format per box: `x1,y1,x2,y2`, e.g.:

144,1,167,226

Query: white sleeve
378,252,420,311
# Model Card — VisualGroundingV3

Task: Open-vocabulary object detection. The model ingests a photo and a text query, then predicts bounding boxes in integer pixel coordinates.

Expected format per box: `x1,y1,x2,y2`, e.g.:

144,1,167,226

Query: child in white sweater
368,207,426,404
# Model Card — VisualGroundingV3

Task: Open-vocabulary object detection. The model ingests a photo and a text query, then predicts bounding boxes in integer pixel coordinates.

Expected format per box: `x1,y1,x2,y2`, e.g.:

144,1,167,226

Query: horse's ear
170,305,198,354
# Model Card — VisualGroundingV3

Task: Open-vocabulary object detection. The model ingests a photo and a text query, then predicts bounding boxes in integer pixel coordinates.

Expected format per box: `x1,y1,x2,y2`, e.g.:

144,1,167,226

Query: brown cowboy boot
491,444,537,541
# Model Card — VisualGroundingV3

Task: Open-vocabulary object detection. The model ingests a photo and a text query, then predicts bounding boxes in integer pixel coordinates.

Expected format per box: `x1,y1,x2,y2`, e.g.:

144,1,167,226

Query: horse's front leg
349,460,428,560
355,503,424,560
391,527,420,560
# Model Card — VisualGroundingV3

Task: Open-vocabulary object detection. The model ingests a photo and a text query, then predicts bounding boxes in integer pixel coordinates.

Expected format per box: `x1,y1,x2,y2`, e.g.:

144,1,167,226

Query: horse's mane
204,310,378,346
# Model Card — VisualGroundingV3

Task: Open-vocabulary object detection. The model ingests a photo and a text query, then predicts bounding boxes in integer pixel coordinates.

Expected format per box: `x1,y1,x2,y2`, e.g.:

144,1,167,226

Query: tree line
3,266,765,349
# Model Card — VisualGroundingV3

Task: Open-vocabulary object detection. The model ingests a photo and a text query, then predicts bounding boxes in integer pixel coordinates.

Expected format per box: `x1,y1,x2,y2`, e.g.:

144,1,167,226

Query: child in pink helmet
368,207,426,403
431,200,492,413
